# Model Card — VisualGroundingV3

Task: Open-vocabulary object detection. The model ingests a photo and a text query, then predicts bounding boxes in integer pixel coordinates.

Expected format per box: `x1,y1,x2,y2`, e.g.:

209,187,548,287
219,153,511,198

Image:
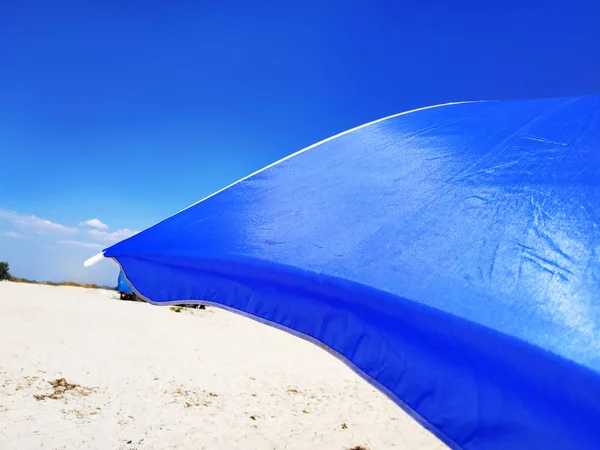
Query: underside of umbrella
86,96,600,449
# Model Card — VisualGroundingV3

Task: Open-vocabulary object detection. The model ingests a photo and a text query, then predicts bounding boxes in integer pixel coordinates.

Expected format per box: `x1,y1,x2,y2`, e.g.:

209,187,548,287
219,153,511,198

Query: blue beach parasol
85,96,600,449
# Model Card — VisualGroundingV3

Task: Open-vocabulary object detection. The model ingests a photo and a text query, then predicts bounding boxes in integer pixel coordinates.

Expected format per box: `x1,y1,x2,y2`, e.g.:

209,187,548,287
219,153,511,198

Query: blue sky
1,0,599,285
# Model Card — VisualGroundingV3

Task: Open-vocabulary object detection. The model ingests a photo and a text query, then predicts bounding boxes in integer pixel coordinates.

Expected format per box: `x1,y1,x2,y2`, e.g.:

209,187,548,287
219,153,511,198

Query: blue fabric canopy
101,96,600,449
117,270,133,294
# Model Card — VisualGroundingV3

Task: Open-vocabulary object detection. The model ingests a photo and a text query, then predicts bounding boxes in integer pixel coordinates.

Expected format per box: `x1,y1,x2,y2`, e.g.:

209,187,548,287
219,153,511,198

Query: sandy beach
0,281,445,450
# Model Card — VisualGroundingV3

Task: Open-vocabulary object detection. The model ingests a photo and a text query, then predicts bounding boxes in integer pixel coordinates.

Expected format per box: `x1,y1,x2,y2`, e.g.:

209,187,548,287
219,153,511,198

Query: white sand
0,281,446,450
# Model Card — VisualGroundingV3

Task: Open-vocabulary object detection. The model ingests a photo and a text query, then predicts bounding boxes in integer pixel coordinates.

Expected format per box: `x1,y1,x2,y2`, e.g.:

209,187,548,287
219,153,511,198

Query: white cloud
2,237,118,286
88,228,138,243
0,210,77,235
58,240,104,250
80,219,108,230
4,231,26,239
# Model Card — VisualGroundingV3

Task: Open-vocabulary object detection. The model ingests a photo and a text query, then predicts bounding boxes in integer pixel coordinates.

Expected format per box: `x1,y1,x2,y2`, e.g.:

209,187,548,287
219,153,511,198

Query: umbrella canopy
89,96,600,449
117,270,133,294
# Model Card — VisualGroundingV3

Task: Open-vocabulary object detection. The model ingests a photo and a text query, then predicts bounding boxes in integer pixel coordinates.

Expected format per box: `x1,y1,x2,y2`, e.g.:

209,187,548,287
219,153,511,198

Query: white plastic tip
84,252,105,267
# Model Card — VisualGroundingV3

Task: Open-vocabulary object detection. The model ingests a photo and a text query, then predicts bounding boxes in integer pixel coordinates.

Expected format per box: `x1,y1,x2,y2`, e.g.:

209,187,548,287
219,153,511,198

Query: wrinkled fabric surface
103,96,600,449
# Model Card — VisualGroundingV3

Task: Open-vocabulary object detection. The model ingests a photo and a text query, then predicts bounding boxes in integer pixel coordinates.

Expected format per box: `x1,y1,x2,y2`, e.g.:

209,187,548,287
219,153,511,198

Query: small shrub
0,262,11,281
57,281,79,287
12,277,31,283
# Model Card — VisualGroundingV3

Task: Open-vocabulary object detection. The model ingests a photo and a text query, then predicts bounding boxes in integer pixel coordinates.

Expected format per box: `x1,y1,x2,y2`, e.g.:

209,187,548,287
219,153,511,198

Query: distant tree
0,261,11,281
